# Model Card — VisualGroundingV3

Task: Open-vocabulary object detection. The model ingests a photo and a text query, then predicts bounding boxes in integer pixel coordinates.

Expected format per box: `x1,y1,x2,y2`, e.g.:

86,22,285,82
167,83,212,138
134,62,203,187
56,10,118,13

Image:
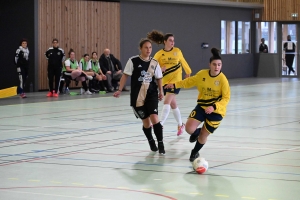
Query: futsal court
0,78,299,200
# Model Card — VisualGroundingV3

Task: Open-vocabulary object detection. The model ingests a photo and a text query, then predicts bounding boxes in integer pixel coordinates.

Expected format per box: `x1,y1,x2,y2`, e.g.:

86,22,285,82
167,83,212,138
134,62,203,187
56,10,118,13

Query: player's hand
185,74,191,79
164,84,174,89
158,92,164,101
107,71,112,74
161,66,166,72
205,106,214,114
113,90,121,98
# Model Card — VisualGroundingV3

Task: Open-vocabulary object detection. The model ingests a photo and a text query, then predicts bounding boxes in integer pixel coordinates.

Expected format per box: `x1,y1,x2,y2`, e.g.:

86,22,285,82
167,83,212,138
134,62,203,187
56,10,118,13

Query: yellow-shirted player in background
147,30,192,136
165,48,230,162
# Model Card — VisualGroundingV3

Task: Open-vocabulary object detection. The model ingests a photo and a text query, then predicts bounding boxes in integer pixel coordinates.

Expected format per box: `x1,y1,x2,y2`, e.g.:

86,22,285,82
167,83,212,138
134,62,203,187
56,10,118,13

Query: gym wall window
256,22,277,53
221,20,251,54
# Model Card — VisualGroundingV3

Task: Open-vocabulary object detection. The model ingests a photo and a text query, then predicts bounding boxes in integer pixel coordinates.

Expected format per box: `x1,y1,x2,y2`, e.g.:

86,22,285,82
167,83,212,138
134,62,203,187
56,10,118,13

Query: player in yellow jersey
165,48,230,162
147,30,192,136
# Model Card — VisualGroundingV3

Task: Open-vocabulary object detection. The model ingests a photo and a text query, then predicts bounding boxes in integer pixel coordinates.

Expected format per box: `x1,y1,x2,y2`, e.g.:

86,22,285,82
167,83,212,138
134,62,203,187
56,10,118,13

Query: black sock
143,126,153,141
193,140,205,152
192,128,201,137
153,122,163,142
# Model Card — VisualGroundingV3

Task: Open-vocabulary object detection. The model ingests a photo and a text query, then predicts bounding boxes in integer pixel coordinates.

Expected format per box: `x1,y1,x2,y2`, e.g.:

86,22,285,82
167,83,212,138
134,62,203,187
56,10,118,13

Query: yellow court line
8,178,18,180
28,180,40,182
165,191,178,194
215,194,229,198
94,185,107,187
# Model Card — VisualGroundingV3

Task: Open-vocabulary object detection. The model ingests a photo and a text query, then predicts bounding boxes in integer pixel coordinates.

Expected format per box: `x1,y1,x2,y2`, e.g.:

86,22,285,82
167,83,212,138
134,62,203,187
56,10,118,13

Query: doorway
280,23,299,76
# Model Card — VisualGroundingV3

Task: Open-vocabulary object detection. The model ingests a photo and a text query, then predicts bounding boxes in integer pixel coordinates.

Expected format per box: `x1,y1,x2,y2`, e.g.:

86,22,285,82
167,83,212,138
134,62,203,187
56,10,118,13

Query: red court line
0,186,176,200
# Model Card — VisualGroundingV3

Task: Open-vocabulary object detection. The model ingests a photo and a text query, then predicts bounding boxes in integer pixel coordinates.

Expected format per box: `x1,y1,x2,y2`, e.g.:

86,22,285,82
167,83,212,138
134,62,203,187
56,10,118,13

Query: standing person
15,38,30,98
45,38,65,97
164,48,230,162
147,30,192,136
62,49,93,95
283,35,296,75
99,48,126,91
87,52,109,92
113,39,165,154
259,38,268,53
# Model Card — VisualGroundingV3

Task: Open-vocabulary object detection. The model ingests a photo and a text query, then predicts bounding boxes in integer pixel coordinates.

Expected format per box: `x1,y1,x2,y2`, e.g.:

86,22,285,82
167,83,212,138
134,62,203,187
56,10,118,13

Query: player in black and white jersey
45,38,65,97
113,38,165,154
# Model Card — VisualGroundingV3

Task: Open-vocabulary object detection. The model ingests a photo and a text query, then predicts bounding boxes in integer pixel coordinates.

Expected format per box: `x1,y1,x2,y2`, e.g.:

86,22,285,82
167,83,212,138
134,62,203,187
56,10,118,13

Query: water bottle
80,88,84,95
30,82,33,92
65,87,69,94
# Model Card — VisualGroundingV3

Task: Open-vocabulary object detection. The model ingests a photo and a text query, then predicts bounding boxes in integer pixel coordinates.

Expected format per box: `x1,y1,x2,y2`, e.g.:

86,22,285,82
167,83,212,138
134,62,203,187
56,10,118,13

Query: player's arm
214,78,231,113
113,74,129,98
164,73,198,89
178,49,192,77
155,63,164,101
113,58,133,98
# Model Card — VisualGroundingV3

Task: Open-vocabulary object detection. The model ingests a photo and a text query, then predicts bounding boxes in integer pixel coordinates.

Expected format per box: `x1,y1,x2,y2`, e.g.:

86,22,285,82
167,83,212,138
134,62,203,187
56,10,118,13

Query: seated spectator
87,52,111,92
99,48,128,91
61,49,93,95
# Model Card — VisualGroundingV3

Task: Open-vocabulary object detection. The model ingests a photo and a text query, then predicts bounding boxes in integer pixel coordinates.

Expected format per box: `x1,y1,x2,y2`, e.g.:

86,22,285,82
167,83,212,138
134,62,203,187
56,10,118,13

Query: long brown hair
147,30,174,45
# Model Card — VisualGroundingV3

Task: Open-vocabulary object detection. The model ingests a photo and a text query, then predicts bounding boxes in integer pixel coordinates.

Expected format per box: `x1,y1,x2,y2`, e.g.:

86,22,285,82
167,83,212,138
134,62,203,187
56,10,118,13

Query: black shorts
132,99,158,119
163,84,181,95
188,104,223,133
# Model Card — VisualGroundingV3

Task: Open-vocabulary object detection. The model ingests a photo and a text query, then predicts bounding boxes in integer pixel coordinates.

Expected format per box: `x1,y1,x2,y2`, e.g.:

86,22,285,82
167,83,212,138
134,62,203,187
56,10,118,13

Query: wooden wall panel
262,0,300,21
38,0,120,90
224,0,263,3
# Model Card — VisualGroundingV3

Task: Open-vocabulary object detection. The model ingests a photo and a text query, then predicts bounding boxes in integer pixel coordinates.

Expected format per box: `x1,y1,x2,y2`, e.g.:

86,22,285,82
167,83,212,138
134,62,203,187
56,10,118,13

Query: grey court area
0,78,299,200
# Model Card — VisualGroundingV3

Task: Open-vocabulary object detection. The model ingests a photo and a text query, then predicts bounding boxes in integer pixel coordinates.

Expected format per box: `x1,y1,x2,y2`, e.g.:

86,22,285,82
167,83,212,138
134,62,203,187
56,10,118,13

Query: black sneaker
189,150,199,162
158,141,165,155
148,140,158,152
189,131,200,143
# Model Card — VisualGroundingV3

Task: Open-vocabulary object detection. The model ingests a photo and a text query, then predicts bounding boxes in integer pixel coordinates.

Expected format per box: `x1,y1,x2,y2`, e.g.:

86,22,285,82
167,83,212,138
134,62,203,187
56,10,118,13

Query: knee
185,126,195,135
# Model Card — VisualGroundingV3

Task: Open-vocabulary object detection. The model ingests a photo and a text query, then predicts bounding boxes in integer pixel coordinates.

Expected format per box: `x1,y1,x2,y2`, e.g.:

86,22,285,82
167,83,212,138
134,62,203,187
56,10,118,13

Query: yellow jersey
175,69,230,117
154,47,192,85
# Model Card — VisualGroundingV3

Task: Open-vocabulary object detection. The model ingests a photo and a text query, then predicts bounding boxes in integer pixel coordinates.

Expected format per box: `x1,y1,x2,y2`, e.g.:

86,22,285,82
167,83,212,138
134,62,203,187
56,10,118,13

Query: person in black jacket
283,35,296,75
259,38,268,53
45,38,65,97
15,38,30,98
99,48,128,91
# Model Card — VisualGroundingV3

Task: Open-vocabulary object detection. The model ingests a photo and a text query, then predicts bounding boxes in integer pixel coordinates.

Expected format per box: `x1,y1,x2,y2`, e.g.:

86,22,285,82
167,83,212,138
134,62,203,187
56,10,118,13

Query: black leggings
48,66,62,93
17,65,29,93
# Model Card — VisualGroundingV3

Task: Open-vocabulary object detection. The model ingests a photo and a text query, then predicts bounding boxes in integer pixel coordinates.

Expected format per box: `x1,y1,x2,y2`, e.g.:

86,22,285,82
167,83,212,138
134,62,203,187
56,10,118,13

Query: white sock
160,104,171,125
172,107,183,126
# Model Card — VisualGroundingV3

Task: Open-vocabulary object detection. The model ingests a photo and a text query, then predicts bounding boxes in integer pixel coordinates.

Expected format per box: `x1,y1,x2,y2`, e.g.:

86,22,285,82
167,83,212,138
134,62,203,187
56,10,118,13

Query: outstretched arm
113,74,129,98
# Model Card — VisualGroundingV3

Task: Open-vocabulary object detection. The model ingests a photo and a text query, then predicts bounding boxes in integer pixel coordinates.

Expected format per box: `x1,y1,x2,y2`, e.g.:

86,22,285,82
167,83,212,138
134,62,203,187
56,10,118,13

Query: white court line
0,189,109,200
0,111,140,134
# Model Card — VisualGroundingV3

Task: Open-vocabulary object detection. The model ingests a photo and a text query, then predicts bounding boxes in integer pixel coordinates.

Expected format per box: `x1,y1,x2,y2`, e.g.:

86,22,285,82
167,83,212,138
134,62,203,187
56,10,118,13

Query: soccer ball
192,157,209,174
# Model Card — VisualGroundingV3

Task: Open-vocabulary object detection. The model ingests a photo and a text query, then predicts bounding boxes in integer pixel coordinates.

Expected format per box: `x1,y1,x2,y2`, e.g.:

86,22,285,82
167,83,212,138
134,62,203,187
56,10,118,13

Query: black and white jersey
15,46,29,66
124,55,163,107
45,47,65,67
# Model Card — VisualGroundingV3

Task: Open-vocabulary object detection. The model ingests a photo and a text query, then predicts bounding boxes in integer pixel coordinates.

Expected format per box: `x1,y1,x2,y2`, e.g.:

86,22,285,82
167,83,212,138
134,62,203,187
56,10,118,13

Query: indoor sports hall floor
0,78,299,200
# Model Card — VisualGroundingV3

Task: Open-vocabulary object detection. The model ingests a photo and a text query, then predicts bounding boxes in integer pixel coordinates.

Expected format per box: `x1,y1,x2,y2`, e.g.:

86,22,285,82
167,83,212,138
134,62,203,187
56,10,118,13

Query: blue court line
1,153,300,177
2,100,299,143
0,122,140,143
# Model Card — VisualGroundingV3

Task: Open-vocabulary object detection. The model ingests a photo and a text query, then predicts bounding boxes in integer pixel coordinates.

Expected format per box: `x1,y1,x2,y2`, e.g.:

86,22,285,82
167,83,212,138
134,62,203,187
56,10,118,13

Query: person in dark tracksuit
15,38,30,98
283,35,296,75
45,38,65,97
